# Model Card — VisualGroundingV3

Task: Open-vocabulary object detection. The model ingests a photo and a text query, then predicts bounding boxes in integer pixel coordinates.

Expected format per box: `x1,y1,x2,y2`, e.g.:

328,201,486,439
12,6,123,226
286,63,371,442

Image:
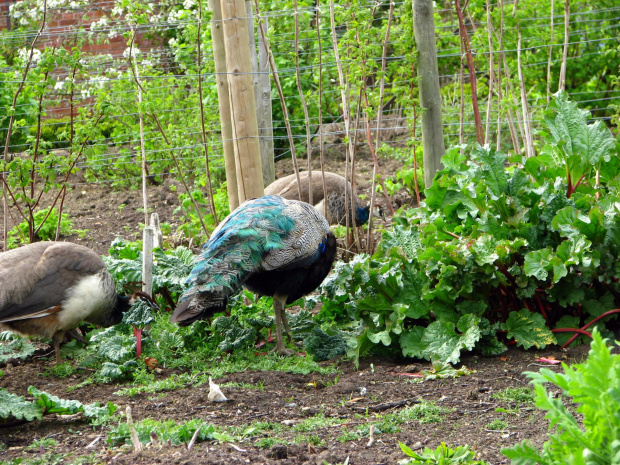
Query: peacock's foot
270,345,295,356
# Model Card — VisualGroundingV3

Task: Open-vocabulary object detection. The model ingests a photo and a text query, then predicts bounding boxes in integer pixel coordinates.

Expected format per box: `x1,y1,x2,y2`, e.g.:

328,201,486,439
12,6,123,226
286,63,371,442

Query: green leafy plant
0,334,35,363
0,386,116,424
108,418,215,446
318,93,619,366
502,329,620,464
400,442,487,464
7,207,87,249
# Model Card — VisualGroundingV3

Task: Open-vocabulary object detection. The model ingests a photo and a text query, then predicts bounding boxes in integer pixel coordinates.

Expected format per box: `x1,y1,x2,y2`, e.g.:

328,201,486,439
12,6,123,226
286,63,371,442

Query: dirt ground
0,343,588,465
0,148,588,464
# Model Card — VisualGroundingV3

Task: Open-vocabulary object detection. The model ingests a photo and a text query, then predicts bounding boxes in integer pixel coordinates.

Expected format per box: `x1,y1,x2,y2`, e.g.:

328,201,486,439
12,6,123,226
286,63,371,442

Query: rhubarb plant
319,93,619,366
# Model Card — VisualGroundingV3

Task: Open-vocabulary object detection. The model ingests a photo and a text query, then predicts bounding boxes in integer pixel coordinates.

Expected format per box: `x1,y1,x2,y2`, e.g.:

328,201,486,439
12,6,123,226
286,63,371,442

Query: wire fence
0,0,619,238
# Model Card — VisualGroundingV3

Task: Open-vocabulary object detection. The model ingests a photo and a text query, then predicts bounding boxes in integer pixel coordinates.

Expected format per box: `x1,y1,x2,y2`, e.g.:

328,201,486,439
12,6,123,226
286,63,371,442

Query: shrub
502,329,620,464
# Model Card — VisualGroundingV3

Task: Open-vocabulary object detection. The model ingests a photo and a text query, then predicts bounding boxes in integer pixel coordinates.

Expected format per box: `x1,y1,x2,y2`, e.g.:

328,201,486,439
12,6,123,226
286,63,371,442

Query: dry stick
517,24,534,158
459,44,465,148
454,0,484,145
56,61,79,241
366,0,394,252
329,0,354,245
147,115,210,235
484,0,495,144
2,0,48,250
28,49,57,242
348,13,394,220
253,0,303,200
500,42,524,154
315,2,328,212
33,114,104,239
126,406,143,453
128,25,149,227
558,0,570,92
126,44,209,236
187,425,202,451
294,0,313,205
546,0,555,103
349,88,363,252
496,0,505,152
409,63,421,205
366,424,375,448
197,0,218,226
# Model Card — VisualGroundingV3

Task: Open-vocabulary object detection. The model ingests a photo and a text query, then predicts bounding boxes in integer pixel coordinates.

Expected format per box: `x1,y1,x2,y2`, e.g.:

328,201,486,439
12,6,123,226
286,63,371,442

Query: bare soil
0,344,588,465
0,149,586,464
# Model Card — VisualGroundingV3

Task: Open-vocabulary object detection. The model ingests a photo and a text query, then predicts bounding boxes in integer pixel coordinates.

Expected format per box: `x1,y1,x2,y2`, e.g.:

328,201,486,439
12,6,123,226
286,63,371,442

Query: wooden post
412,0,445,188
209,0,240,210
220,0,264,203
246,1,274,187
142,226,154,297
150,212,163,249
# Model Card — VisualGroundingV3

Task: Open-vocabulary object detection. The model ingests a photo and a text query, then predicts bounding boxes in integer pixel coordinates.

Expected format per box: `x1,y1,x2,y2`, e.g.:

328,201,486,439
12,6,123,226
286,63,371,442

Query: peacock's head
355,204,384,226
355,205,370,226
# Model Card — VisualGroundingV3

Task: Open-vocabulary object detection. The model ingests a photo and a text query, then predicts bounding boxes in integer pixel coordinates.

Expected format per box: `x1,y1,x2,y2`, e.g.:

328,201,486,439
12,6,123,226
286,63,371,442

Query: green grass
44,362,76,379
486,419,509,431
491,387,536,405
491,387,536,415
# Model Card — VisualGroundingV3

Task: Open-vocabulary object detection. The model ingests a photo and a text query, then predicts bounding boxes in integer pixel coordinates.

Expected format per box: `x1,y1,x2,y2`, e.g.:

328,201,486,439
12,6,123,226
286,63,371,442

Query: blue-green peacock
171,195,337,355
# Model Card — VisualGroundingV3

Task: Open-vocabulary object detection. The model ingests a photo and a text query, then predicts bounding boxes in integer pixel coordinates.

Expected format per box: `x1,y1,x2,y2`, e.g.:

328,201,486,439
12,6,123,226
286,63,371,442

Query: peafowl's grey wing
0,242,107,322
171,196,330,324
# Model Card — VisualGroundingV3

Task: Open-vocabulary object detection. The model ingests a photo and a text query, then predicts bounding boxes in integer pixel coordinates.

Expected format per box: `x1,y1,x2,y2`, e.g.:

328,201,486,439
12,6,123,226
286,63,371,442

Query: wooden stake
558,0,570,92
220,0,264,203
209,0,240,210
412,0,445,187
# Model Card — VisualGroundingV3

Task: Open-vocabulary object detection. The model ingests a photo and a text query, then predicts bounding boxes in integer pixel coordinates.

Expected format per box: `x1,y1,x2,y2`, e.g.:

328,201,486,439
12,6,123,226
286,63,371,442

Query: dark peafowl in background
264,171,381,227
171,195,337,355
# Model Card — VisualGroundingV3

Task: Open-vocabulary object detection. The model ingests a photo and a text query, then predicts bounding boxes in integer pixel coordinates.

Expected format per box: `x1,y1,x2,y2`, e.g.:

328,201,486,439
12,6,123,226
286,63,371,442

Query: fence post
142,226,154,297
412,0,445,188
246,1,274,187
220,0,264,203
209,0,240,211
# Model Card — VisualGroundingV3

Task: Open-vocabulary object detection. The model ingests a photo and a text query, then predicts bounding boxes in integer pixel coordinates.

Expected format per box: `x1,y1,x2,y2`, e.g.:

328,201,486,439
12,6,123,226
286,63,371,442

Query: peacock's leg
52,331,65,364
272,295,294,356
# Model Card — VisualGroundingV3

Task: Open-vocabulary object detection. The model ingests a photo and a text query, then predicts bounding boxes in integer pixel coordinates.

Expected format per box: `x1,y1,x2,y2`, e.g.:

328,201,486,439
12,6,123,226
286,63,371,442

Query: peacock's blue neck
355,206,370,226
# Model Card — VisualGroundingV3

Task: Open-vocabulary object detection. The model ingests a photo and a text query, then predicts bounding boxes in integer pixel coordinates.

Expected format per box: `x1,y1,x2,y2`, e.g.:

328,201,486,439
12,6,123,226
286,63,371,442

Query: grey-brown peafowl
264,171,379,226
171,195,337,355
0,241,145,363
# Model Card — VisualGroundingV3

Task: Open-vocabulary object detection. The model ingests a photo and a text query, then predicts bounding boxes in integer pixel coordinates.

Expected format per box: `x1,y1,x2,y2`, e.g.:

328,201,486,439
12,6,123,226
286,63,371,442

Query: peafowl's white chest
58,271,117,329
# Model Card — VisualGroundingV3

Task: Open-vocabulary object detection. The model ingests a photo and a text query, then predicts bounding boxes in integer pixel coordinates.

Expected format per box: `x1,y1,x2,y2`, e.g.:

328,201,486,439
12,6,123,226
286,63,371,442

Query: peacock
0,241,150,363
171,195,337,355
264,171,380,227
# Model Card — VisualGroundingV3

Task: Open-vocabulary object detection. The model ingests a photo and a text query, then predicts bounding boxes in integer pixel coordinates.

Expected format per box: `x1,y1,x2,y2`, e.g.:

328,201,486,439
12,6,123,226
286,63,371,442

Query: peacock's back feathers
171,195,333,326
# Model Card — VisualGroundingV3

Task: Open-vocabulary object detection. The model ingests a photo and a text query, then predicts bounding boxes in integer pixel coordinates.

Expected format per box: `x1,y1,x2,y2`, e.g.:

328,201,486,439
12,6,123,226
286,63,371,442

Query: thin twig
294,0,313,205
126,406,143,453
197,0,219,226
128,26,149,227
253,0,302,200
558,0,570,91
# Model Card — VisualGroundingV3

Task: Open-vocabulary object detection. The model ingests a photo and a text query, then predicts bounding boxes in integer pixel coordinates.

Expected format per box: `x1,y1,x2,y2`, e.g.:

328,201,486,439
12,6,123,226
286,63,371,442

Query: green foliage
319,94,619,366
108,418,215,446
491,387,536,406
0,335,36,363
303,326,347,362
0,386,116,424
173,183,229,245
105,238,195,301
7,207,86,249
400,442,487,464
122,300,155,330
502,330,620,465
